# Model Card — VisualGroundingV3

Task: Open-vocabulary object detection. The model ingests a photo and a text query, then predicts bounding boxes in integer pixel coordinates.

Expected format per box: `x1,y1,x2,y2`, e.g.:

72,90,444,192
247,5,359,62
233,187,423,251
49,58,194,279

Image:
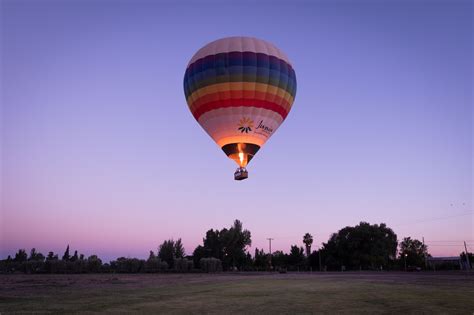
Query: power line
393,211,473,228
426,240,474,242
428,244,463,247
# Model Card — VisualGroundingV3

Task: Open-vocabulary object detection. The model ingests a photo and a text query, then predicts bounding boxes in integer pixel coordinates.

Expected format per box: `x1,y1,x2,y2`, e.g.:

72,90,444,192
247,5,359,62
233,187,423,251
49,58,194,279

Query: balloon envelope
184,36,297,168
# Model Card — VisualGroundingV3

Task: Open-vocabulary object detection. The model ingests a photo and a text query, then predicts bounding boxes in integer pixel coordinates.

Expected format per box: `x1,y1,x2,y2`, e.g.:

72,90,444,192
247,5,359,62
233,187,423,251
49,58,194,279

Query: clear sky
1,0,472,262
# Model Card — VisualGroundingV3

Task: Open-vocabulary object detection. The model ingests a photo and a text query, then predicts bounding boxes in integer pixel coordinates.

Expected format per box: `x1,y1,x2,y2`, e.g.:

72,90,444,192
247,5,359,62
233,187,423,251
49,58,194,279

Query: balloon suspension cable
234,167,248,181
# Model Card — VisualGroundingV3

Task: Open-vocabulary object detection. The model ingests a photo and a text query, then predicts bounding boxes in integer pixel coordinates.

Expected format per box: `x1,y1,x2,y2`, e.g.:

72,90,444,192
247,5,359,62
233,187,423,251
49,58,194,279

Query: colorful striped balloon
184,36,297,176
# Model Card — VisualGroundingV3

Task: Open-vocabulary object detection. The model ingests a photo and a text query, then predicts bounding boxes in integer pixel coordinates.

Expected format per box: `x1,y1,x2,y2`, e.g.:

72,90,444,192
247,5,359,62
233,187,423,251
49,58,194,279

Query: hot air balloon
183,36,297,180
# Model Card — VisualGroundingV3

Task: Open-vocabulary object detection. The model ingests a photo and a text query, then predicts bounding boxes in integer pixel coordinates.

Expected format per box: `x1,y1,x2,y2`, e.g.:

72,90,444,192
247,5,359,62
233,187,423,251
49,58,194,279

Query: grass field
1,272,473,313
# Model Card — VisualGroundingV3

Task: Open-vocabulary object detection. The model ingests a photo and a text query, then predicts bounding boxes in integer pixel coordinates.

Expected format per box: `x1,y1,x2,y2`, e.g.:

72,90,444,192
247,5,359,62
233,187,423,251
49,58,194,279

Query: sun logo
237,117,254,133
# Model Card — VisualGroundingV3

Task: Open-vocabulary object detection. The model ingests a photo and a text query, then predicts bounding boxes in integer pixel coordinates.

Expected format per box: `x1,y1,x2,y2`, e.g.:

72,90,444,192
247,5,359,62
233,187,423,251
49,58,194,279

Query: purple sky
1,0,472,262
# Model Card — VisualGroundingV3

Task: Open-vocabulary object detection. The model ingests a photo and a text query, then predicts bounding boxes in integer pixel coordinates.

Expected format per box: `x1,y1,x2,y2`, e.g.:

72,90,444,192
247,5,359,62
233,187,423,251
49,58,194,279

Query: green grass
1,273,473,313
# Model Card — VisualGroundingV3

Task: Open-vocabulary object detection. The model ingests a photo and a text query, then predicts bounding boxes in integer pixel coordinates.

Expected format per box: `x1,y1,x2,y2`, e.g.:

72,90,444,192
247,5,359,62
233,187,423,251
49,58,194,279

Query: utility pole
464,241,471,271
267,238,274,270
318,249,322,272
423,237,428,270
267,238,274,255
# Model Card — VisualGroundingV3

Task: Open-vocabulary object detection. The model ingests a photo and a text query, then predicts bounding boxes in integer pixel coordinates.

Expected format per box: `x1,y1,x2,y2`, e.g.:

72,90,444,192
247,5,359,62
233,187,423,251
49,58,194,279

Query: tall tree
71,250,78,262
15,249,27,262
174,239,185,259
303,233,314,257
158,239,185,268
399,237,429,268
221,220,251,270
202,229,224,260
253,248,267,270
272,250,289,269
62,245,70,261
87,255,102,273
321,222,398,270
29,248,45,261
288,245,305,268
192,245,206,268
47,252,58,261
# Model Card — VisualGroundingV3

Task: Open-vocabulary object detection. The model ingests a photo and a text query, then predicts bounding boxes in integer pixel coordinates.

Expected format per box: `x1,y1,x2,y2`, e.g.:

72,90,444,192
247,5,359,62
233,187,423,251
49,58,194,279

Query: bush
145,258,168,272
175,258,193,272
200,258,222,273
87,255,103,273
111,257,145,273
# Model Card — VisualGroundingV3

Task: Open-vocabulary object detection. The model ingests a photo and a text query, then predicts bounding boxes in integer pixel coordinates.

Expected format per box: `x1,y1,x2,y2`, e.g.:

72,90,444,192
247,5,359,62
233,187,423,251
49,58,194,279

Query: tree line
1,220,472,274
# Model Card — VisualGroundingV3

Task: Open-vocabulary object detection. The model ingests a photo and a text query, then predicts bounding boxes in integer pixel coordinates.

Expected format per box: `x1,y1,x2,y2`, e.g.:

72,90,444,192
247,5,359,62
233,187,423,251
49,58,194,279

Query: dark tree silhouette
174,239,185,259
321,222,398,270
399,237,429,268
203,229,224,260
62,245,70,261
193,220,251,270
47,252,58,260
254,248,267,270
15,249,28,263
192,245,206,268
71,250,78,262
288,245,305,269
303,233,313,257
221,220,251,270
158,239,185,268
272,250,289,270
29,248,44,261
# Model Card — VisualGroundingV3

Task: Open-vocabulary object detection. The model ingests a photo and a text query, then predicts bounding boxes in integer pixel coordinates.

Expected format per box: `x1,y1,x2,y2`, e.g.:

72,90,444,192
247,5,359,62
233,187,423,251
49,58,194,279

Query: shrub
145,258,168,272
174,258,193,272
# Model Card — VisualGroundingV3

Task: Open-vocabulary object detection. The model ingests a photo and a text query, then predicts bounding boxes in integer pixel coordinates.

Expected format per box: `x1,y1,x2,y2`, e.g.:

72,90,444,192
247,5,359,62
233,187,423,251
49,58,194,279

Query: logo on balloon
254,120,274,137
237,117,254,133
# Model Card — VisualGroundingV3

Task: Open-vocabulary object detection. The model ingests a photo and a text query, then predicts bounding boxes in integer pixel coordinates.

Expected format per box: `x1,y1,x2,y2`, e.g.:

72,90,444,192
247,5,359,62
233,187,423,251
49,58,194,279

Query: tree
272,250,289,270
62,245,70,261
158,239,185,269
308,250,321,271
321,222,398,270
203,229,224,260
221,220,251,270
174,239,185,259
253,248,267,270
86,255,102,273
29,248,45,261
288,245,305,269
194,220,252,271
192,245,206,268
399,237,429,269
47,252,58,261
15,249,28,262
303,233,313,257
71,250,79,262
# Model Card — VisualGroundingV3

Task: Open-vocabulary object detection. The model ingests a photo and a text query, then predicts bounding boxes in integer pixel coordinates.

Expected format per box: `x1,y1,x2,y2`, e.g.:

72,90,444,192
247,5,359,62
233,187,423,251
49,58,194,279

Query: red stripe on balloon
189,90,291,111
192,99,288,120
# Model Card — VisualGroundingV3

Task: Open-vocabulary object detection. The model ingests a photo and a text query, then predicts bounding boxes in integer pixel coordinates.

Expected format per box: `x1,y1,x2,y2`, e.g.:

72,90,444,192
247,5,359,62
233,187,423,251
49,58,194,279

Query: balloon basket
234,167,248,181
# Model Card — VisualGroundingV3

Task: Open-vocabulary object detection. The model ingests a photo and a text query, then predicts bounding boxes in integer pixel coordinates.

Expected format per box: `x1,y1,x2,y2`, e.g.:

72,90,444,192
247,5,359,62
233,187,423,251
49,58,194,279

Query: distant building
427,257,465,270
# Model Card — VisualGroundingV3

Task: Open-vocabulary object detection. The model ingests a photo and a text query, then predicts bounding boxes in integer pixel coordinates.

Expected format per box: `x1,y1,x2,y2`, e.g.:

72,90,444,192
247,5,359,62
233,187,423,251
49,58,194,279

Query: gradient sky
1,0,472,262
